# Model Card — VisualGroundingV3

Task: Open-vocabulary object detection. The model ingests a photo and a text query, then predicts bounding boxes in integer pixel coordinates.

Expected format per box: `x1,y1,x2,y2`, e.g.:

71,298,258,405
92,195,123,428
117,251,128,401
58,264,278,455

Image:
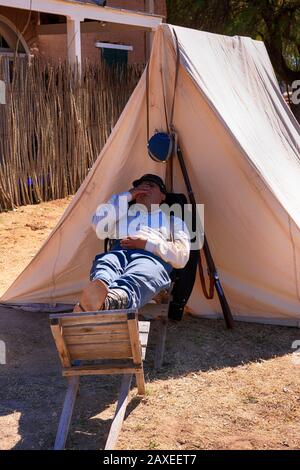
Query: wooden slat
50,321,72,368
127,314,145,395
65,332,129,345
63,323,128,336
139,332,149,347
60,314,128,327
105,374,133,450
139,322,150,361
141,347,147,361
50,309,137,320
138,321,150,334
127,316,142,365
63,364,140,377
135,369,146,395
54,376,79,450
68,343,132,360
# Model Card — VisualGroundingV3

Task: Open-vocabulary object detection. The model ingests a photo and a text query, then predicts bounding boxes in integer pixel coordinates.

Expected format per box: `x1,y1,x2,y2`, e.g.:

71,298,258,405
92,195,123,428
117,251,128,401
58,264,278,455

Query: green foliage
166,0,300,83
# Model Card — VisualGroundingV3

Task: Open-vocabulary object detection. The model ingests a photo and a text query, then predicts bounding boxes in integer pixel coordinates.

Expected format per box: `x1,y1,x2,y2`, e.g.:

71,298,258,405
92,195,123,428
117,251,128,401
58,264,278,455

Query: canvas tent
1,24,300,326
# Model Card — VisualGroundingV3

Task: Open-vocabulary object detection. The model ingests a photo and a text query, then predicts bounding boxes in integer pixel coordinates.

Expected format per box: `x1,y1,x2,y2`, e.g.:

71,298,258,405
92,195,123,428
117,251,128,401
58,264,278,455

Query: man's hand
120,237,147,250
130,183,151,200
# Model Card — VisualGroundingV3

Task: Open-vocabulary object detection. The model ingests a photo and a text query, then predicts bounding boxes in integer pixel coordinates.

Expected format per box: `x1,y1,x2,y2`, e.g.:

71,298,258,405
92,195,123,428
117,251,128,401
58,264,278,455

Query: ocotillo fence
0,57,143,212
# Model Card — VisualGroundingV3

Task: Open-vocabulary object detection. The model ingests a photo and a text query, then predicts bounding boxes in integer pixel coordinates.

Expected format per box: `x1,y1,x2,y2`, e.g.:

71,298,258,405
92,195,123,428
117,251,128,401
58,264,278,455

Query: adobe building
0,1,166,66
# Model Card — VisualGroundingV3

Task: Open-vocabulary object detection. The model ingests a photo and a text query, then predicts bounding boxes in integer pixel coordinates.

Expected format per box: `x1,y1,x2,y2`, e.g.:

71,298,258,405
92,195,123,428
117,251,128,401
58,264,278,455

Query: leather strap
198,251,215,300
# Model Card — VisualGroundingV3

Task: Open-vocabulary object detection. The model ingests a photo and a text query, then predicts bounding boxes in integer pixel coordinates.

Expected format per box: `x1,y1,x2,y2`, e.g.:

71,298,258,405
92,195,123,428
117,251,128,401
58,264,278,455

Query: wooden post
105,374,133,450
54,376,80,450
50,319,72,368
154,317,168,369
127,313,146,395
67,16,82,70
145,0,155,60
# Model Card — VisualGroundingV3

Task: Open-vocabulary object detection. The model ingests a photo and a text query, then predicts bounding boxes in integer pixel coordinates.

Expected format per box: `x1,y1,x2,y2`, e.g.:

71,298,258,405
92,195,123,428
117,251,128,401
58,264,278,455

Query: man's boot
103,288,129,311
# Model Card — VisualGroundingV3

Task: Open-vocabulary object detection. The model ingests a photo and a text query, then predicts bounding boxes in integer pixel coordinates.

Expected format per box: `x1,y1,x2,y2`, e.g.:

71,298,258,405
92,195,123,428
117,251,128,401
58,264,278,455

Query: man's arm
121,217,191,269
144,217,190,269
92,191,132,239
92,184,151,239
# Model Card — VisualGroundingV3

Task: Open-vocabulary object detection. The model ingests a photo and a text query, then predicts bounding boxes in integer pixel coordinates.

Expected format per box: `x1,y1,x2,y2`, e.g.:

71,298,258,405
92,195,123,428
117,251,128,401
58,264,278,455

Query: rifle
176,144,234,329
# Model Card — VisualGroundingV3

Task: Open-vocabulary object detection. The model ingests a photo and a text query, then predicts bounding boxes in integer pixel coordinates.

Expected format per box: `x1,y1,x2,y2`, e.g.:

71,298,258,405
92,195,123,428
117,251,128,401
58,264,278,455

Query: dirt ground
1,199,300,450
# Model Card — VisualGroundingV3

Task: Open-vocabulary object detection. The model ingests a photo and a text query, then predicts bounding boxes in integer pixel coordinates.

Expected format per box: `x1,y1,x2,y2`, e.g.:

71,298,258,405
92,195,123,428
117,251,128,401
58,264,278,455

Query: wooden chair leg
154,317,168,369
54,376,80,450
135,368,146,395
105,374,133,450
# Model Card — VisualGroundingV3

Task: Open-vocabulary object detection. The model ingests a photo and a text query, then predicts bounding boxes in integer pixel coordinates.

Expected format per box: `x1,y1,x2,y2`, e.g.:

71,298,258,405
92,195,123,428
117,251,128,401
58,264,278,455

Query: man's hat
132,174,167,194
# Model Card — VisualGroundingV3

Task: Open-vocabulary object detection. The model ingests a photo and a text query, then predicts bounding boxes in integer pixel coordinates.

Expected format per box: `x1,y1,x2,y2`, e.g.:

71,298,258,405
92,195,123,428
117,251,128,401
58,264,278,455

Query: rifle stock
176,145,234,329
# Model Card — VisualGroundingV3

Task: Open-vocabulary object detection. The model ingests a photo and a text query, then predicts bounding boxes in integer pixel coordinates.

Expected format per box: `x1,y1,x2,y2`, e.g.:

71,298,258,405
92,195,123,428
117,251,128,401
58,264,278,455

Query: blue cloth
90,249,172,309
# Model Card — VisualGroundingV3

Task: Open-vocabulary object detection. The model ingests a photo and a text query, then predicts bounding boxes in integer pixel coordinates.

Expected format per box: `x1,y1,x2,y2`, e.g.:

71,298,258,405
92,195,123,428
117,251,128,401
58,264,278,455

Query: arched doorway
0,14,30,55
0,15,30,80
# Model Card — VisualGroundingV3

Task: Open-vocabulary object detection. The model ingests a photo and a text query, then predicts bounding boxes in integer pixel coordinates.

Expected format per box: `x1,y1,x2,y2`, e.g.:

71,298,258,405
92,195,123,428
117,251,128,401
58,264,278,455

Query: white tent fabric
2,24,300,325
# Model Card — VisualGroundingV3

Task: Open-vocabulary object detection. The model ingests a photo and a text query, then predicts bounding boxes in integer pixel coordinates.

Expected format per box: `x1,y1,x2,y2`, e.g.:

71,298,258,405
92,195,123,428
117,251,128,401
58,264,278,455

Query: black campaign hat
132,174,167,194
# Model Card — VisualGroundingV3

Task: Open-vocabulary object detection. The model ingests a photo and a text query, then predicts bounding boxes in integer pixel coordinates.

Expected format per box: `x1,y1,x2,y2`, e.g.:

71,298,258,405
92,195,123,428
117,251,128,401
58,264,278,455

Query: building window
95,42,133,66
0,34,10,51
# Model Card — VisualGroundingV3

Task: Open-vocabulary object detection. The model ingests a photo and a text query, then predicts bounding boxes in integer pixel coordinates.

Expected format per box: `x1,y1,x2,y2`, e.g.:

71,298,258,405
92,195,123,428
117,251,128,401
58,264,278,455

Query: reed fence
0,57,143,211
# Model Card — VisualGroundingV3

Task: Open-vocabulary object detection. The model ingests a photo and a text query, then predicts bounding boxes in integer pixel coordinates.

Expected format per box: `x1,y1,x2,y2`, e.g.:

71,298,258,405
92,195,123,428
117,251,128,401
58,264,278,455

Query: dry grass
0,199,300,450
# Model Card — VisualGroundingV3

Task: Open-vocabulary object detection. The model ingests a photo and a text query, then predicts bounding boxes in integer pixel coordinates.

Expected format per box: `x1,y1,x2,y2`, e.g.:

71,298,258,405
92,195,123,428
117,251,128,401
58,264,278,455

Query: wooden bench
139,287,171,369
50,309,150,450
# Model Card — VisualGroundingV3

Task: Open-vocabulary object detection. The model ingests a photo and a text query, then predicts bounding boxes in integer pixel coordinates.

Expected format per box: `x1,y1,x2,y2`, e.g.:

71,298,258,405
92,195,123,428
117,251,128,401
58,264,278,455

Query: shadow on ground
0,305,298,449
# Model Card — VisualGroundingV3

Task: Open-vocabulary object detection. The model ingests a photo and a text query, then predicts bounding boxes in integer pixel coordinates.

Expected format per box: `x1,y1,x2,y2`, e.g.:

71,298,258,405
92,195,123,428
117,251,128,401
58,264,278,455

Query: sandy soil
1,199,300,450
0,198,72,298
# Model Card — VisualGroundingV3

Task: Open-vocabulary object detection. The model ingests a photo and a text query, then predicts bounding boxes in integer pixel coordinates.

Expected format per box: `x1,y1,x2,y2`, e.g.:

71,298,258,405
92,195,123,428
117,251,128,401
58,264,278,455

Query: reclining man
74,174,190,313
